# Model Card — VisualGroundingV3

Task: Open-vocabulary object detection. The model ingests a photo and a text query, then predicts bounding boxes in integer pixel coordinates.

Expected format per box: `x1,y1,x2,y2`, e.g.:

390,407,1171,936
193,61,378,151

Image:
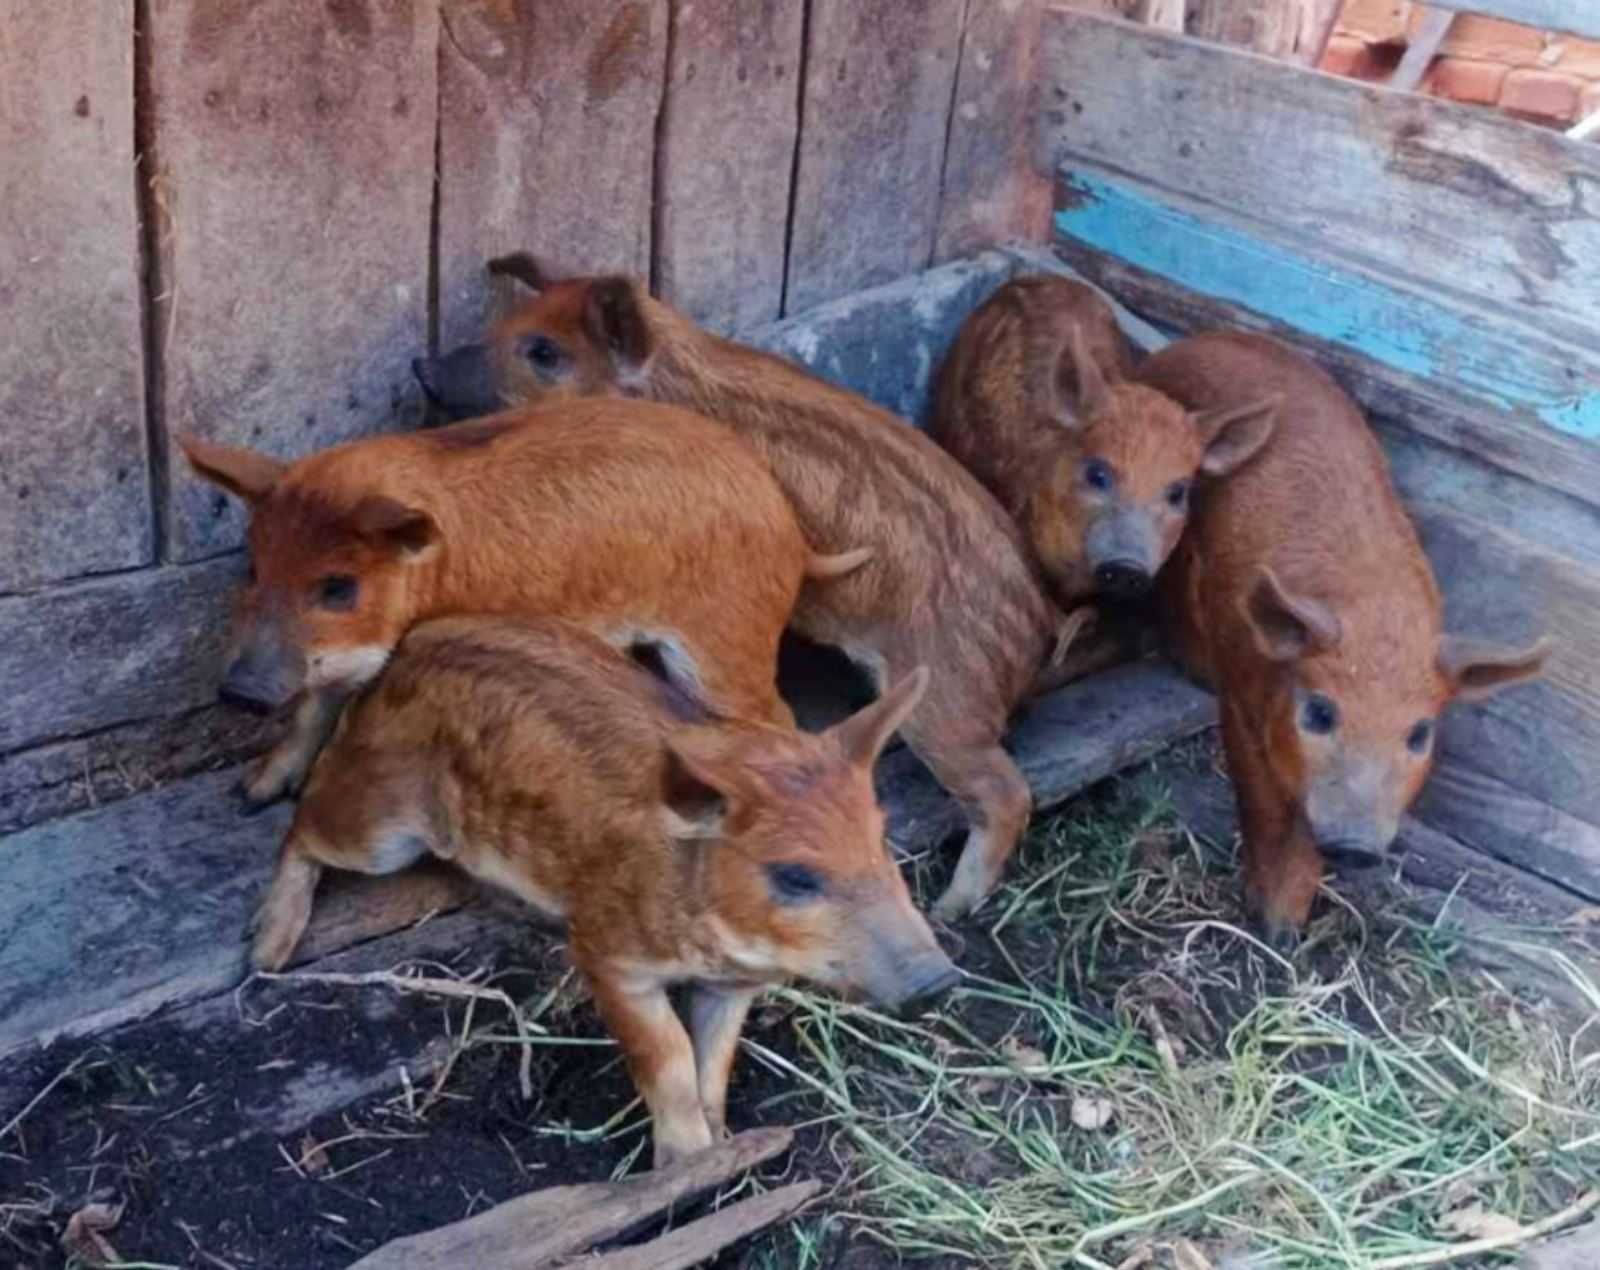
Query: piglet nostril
218,681,278,716
1094,560,1153,597
1320,840,1386,871
901,956,961,1009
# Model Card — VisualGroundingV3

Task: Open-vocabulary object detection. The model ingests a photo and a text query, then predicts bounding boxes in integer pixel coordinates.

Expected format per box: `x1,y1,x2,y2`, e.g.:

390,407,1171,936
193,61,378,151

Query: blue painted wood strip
1054,169,1600,443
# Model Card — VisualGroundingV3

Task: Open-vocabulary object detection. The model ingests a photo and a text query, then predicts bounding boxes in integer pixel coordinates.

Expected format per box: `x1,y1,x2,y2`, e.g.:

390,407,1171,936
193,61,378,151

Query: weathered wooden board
753,248,1018,426
1037,11,1600,354
1411,506,1600,860
653,0,802,332
784,0,966,314
1052,168,1600,449
0,766,487,1056
0,703,272,834
933,0,1052,264
1051,198,1600,515
0,0,151,591
0,904,523,1165
1432,0,1600,42
878,660,1217,854
0,557,238,754
437,0,667,348
149,0,437,561
1155,742,1587,926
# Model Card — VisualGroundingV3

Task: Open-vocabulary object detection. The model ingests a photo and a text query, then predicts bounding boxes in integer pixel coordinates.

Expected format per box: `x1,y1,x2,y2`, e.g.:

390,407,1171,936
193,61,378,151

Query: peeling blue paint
1054,169,1600,442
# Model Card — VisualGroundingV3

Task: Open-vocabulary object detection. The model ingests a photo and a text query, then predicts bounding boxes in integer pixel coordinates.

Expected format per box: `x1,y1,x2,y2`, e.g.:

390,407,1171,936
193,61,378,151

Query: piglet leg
251,833,325,972
688,983,761,1141
587,968,715,1169
241,689,343,808
919,742,1033,922
1222,707,1322,945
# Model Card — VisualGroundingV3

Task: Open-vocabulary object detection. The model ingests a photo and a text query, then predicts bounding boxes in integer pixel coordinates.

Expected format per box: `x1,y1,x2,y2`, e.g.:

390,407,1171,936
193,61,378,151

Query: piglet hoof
652,1130,715,1172
1260,919,1303,960
931,880,982,925
236,757,293,814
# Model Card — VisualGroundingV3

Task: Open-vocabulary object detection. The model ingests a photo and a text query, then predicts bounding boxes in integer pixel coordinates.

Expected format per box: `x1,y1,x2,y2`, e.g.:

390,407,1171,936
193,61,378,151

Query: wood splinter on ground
346,1126,815,1269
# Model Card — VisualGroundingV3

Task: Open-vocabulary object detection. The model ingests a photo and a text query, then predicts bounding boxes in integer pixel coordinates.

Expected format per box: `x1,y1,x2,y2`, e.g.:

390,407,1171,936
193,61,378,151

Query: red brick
1500,68,1583,125
1436,15,1547,67
1321,34,1388,82
1423,57,1509,106
1337,0,1412,46
1540,36,1600,80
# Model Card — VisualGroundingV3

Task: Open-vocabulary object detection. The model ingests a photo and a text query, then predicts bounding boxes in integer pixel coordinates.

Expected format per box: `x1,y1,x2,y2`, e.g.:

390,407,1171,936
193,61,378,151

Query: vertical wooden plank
149,0,439,562
784,0,966,315
0,1,150,590
437,0,667,348
934,0,1052,263
1187,0,1301,56
654,0,803,332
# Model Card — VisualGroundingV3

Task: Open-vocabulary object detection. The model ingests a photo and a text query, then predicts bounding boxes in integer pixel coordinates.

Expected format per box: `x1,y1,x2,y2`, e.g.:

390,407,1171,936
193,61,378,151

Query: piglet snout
1093,559,1153,597
219,652,298,714
1318,837,1388,870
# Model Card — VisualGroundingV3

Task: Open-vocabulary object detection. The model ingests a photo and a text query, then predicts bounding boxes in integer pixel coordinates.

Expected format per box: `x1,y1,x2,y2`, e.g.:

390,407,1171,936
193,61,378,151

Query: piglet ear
179,434,286,504
829,667,930,769
660,736,736,842
348,495,439,561
583,277,652,371
1242,566,1341,663
1194,394,1280,477
486,251,562,293
1438,634,1550,703
1053,322,1110,426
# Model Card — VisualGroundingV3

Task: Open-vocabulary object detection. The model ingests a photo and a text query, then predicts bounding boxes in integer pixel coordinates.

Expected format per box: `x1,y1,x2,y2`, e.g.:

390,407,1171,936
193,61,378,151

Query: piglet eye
316,574,359,611
766,862,825,905
525,336,563,370
1166,480,1189,509
1083,459,1114,492
1407,720,1434,754
1301,694,1339,736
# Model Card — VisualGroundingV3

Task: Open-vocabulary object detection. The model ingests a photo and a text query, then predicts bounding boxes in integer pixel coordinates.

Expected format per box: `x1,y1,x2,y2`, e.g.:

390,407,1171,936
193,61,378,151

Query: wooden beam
1038,11,1600,354
1388,5,1454,92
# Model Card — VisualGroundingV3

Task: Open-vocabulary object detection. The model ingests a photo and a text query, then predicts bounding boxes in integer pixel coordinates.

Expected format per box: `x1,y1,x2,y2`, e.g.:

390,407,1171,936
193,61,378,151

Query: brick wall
1321,0,1600,128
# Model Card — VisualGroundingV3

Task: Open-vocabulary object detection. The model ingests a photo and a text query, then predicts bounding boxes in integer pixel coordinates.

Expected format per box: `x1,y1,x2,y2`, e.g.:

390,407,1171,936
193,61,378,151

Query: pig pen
2,2,1598,1267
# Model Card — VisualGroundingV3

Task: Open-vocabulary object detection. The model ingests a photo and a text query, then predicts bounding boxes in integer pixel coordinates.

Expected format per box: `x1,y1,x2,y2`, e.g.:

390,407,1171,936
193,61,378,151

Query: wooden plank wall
1039,10,1600,900
0,1,1050,835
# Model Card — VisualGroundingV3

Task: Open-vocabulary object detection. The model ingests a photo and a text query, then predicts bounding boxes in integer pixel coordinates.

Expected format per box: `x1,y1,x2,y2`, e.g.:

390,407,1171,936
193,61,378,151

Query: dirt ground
4,757,1597,1270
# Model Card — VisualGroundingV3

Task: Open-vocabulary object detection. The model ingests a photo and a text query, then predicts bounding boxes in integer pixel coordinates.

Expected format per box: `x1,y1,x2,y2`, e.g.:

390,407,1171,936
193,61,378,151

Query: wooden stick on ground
579,1181,822,1270
347,1126,798,1269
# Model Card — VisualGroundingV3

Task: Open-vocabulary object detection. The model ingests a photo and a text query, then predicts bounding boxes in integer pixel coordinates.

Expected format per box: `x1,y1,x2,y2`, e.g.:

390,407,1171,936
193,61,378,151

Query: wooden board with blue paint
1433,0,1600,42
1038,11,1600,351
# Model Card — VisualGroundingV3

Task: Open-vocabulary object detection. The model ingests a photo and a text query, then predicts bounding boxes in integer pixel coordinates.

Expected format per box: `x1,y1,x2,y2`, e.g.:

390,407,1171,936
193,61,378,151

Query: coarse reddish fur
182,402,859,806
933,276,1278,608
413,262,1098,919
1138,333,1548,935
252,616,953,1167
